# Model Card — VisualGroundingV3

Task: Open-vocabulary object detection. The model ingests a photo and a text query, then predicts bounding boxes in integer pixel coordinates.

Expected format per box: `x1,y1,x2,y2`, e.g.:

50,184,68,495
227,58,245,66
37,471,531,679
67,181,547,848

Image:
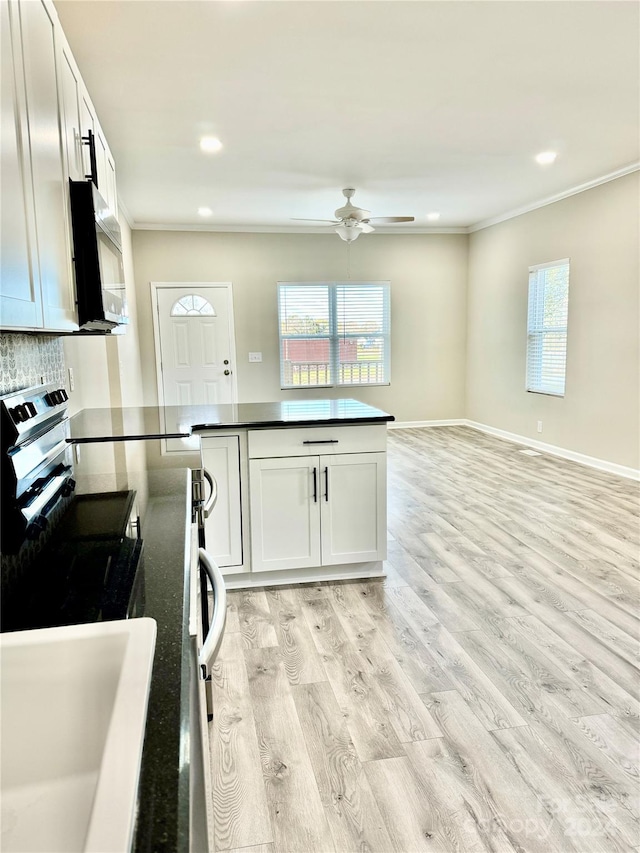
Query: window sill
281,383,391,391
526,389,565,398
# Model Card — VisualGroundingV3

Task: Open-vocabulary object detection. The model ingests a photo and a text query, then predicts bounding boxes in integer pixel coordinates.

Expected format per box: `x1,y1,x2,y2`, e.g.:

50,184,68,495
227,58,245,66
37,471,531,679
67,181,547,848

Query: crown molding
130,222,467,234
468,162,640,233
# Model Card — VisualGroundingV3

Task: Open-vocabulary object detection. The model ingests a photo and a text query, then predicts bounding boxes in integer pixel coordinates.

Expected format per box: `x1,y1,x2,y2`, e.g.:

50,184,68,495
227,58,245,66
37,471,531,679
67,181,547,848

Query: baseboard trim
465,420,640,481
222,561,385,590
388,419,466,429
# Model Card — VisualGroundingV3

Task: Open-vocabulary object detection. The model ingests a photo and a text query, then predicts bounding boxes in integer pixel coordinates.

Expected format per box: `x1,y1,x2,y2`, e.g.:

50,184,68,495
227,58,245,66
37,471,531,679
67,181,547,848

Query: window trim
525,258,570,398
278,281,391,390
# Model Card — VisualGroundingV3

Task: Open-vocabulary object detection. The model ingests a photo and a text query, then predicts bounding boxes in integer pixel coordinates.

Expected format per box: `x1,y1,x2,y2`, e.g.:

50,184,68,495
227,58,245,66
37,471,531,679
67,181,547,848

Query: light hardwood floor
209,426,640,853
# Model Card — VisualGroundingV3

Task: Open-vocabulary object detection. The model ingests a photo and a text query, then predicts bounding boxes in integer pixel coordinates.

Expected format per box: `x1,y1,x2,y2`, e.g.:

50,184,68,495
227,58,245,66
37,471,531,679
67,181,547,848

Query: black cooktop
1,490,144,632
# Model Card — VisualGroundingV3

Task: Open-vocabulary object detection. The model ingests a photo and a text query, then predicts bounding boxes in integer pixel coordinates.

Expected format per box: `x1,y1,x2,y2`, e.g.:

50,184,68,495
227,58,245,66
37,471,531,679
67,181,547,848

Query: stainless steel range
0,383,144,632
1,382,75,553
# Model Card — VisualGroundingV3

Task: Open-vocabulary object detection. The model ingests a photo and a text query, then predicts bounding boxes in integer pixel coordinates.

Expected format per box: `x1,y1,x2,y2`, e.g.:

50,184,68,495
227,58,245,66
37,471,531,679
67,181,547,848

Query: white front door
152,283,237,452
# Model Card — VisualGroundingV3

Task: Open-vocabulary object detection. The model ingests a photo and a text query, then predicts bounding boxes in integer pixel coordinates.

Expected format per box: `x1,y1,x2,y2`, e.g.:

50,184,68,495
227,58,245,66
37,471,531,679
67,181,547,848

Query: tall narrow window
278,282,391,388
526,260,570,396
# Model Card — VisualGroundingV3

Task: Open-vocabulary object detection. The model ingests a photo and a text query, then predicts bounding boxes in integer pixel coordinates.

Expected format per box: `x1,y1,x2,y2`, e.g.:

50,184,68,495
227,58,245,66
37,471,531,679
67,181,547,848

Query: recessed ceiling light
427,212,440,222
200,136,223,153
535,151,557,165
198,207,212,217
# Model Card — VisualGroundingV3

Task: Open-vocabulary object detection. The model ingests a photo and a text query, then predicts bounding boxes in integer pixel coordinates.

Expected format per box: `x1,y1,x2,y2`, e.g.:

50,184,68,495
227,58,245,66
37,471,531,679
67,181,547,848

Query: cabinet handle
203,468,218,518
324,466,329,502
302,439,339,445
312,466,318,502
81,129,98,188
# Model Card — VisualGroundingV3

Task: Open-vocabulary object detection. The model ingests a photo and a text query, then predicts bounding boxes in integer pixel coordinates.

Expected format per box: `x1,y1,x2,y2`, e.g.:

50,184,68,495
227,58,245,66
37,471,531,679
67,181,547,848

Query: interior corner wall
465,172,640,469
130,231,469,423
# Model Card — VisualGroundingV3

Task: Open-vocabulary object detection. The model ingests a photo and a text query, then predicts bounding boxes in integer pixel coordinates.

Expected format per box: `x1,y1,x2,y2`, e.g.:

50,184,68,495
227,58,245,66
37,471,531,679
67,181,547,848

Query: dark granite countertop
74,448,193,853
67,399,394,443
2,440,193,853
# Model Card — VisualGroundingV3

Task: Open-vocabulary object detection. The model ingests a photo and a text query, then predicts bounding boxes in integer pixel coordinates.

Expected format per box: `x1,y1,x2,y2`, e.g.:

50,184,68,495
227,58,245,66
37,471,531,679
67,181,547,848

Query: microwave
69,180,128,331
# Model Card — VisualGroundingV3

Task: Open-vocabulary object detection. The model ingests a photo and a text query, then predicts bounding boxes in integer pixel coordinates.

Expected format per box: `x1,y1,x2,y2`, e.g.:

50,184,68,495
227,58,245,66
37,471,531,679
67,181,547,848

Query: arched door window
170,294,216,316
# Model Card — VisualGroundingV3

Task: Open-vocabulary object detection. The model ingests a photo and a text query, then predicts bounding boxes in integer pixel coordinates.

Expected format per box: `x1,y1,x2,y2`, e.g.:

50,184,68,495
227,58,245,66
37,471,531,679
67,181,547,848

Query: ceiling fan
292,188,414,242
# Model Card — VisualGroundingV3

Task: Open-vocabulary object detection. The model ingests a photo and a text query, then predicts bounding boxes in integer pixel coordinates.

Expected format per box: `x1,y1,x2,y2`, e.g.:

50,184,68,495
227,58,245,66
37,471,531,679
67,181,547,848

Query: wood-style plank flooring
209,426,640,852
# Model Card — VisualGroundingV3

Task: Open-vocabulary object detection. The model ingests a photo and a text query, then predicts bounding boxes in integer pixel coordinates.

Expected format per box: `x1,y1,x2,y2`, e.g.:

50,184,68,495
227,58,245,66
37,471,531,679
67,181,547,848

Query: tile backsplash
0,332,68,593
0,332,66,395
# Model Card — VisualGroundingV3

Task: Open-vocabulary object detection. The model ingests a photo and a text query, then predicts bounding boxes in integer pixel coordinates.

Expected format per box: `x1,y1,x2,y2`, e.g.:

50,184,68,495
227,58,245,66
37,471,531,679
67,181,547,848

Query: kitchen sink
1,617,156,852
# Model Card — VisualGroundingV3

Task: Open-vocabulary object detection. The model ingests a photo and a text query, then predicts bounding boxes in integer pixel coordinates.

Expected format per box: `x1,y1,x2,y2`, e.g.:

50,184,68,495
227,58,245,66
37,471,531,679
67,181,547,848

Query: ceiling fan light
335,223,362,242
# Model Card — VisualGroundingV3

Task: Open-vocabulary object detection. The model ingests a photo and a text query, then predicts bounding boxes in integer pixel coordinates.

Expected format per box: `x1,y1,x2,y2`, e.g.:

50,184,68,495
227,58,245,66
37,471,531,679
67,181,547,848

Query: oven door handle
22,468,74,525
198,548,226,675
202,469,218,518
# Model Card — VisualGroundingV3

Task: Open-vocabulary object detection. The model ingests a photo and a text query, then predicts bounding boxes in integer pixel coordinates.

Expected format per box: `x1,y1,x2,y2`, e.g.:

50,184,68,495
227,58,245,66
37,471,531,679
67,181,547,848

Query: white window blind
278,282,390,388
526,260,570,396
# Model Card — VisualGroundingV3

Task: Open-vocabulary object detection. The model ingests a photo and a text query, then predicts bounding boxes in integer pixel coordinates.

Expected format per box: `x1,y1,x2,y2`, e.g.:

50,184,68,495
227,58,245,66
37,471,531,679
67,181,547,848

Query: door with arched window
152,283,237,411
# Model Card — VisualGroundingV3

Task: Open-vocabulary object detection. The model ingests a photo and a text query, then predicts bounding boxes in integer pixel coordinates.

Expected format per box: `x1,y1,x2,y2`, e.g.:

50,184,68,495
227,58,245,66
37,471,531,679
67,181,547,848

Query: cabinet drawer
248,424,387,459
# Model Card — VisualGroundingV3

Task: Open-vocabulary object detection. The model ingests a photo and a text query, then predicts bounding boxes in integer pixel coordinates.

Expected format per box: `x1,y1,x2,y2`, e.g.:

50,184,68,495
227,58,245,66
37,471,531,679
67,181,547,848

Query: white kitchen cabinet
18,0,77,332
104,148,118,217
249,456,322,572
249,451,386,573
0,0,41,329
200,434,244,569
320,452,387,565
196,420,389,587
58,41,84,182
78,93,117,214
1,0,118,332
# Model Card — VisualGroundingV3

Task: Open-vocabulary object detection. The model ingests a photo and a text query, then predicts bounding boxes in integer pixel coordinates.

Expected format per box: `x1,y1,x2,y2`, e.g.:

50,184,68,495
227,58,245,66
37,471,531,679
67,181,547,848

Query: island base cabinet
201,435,243,569
249,452,386,573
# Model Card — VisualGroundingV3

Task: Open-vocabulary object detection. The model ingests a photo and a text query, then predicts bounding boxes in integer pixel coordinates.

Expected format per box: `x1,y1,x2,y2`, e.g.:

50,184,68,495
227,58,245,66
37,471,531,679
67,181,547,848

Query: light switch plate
248,352,262,362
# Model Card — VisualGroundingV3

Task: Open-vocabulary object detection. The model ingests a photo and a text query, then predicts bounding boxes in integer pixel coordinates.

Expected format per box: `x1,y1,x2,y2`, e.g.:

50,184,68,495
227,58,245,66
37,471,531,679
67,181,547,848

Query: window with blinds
526,260,570,396
278,282,391,388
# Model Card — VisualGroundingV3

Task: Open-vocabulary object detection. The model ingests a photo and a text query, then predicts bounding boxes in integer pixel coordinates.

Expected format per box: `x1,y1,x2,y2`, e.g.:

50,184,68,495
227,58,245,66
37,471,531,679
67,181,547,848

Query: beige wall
131,231,469,423
466,172,639,469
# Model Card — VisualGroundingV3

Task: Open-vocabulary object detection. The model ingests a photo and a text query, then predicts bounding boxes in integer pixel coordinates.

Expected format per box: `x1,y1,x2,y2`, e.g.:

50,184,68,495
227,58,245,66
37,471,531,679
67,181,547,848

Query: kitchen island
68,399,394,589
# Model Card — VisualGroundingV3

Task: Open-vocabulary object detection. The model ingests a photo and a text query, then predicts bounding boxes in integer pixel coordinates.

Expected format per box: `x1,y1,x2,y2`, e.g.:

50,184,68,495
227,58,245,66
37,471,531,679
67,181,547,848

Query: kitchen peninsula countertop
67,398,394,443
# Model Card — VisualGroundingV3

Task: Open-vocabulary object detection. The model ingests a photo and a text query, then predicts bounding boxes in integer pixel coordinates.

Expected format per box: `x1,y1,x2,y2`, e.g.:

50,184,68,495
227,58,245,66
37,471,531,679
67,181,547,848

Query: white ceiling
55,0,639,232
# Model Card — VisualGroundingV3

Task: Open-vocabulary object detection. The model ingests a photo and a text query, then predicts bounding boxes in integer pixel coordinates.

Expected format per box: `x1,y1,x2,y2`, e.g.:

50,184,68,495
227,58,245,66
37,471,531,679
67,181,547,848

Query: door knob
223,359,229,365
224,369,231,375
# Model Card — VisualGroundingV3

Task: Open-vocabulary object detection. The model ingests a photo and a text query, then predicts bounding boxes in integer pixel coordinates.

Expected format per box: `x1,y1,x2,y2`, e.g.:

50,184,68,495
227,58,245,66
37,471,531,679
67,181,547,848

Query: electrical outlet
68,367,75,392
248,352,262,363
537,420,543,433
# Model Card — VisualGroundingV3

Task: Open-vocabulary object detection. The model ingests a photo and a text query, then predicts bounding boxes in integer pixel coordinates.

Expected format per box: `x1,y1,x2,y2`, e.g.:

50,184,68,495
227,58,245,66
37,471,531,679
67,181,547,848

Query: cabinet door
320,452,387,566
249,456,321,572
105,151,118,218
58,42,83,181
19,0,77,331
202,436,243,568
0,0,41,329
94,122,109,201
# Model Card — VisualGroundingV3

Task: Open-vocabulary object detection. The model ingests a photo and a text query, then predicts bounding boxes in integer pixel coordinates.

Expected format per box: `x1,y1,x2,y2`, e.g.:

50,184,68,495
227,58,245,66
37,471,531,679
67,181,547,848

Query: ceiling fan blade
291,218,340,224
359,222,375,233
368,216,415,224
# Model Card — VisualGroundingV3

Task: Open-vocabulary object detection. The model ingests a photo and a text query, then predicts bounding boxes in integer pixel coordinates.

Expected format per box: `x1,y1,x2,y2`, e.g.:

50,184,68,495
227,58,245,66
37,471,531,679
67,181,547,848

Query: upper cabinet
1,0,42,328
0,0,118,333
